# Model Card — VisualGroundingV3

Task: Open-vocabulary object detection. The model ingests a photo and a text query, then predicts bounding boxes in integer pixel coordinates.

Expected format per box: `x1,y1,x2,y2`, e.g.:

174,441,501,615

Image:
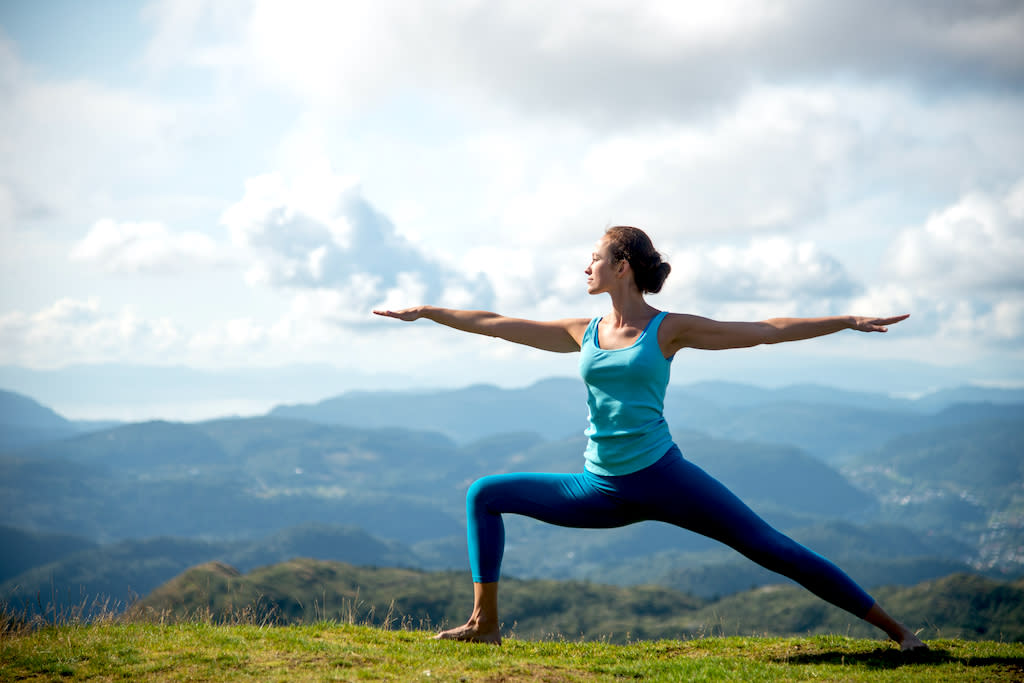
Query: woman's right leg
466,471,632,582
436,471,632,642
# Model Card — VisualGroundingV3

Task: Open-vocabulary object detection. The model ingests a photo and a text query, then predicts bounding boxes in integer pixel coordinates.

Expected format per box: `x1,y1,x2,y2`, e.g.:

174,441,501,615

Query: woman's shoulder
580,315,600,336
660,311,704,326
655,312,708,355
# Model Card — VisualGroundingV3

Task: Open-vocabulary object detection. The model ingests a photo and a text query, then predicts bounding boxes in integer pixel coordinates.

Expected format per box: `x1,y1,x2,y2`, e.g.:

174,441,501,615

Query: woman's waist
584,414,669,439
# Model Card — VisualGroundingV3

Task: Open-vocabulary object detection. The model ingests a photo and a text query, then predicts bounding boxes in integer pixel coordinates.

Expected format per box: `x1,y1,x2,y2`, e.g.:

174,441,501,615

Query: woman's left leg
614,449,925,649
612,450,874,617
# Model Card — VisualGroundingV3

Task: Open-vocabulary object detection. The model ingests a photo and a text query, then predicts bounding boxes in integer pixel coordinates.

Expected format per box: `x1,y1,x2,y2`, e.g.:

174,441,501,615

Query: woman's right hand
373,306,427,322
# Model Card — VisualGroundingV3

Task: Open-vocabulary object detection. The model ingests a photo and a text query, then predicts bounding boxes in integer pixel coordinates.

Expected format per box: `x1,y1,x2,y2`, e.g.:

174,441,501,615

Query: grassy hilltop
5,559,1024,680
2,621,1023,682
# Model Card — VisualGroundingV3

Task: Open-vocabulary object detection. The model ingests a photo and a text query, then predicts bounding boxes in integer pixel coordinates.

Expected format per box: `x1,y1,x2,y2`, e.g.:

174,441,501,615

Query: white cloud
2,1,1022,390
167,0,1024,125
187,316,269,357
222,171,357,259
0,31,223,236
0,298,184,367
936,299,1024,347
851,182,1024,353
661,237,861,304
890,296,1024,357
848,282,1024,353
0,182,14,234
885,181,1024,291
70,219,227,274
472,81,1022,251
221,169,494,310
141,0,249,72
987,299,1024,344
0,293,348,368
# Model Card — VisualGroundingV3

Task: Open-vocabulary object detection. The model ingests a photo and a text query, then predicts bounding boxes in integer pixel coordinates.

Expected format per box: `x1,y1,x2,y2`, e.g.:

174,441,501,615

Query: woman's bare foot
863,602,928,652
433,582,502,644
896,629,928,653
434,620,502,644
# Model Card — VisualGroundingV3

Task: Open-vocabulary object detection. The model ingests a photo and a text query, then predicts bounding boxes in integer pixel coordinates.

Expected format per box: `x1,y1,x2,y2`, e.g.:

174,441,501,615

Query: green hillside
128,559,1024,645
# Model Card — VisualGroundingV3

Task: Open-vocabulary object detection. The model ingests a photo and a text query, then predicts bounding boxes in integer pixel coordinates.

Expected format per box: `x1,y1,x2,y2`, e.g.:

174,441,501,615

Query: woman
373,226,926,651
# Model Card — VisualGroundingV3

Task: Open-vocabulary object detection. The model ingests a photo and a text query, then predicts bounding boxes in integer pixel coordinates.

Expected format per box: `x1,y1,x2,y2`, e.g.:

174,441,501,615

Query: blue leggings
465,446,875,618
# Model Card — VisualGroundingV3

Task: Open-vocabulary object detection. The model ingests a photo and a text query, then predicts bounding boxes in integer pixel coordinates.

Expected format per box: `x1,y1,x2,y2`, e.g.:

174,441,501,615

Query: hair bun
645,261,672,294
604,226,672,294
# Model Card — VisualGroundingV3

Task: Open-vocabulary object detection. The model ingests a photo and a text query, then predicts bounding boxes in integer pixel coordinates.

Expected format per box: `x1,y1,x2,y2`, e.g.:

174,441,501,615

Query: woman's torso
579,311,674,476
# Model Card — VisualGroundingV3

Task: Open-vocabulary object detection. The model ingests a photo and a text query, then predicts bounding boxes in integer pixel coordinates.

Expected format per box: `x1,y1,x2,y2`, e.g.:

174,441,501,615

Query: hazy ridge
2,378,1022,641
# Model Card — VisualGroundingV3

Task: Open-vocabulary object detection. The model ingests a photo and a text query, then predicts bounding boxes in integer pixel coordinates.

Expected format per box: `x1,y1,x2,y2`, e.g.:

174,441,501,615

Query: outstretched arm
664,313,909,353
373,306,589,353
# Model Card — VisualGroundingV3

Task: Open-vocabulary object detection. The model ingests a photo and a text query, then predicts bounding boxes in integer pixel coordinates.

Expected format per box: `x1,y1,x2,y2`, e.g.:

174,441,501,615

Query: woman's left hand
850,314,910,332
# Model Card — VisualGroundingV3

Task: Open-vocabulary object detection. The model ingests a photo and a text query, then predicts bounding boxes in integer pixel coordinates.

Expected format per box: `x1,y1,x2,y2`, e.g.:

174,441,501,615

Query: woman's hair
604,226,672,294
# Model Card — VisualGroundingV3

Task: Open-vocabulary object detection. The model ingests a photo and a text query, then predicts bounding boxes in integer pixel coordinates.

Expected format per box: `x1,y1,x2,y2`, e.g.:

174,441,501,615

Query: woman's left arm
663,313,909,353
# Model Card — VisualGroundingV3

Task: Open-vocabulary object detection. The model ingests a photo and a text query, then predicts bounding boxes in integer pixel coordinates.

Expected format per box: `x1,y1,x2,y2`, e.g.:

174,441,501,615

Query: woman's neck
605,289,657,327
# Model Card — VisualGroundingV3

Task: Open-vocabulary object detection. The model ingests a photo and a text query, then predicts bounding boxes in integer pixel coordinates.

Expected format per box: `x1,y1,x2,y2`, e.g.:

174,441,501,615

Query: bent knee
466,475,503,511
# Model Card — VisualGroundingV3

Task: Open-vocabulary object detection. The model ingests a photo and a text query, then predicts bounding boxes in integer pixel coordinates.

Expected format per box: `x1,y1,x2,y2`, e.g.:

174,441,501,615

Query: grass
2,620,1023,682
2,593,1022,681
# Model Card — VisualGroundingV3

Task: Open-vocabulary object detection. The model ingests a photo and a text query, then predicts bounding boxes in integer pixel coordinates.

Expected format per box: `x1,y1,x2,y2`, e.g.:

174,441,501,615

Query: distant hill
0,449,463,544
129,559,1024,643
0,526,98,584
1,537,227,617
23,420,232,474
678,434,874,516
845,415,1024,528
0,524,417,620
270,378,589,443
871,416,1024,503
0,389,76,430
269,379,1024,463
916,385,1024,412
1,414,879,543
5,378,1021,454
3,381,1021,616
2,515,983,621
690,572,1024,642
675,381,1024,413
0,389,80,450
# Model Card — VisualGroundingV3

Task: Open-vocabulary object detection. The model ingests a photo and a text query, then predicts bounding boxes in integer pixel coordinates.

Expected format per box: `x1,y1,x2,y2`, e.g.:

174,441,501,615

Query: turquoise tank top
579,311,674,476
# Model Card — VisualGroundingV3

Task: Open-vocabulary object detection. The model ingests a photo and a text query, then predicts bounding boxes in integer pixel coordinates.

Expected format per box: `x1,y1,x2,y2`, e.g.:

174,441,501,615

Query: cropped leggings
465,446,875,618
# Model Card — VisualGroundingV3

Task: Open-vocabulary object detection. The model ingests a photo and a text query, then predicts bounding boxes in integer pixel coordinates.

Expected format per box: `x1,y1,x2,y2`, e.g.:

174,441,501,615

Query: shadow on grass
777,647,1024,671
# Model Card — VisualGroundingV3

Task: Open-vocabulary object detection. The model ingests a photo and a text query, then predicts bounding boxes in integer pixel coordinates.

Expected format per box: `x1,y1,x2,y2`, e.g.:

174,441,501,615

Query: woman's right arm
373,306,588,353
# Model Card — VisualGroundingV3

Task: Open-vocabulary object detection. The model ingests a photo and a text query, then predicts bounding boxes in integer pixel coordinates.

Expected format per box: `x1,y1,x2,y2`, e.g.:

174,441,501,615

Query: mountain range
1,378,1022,636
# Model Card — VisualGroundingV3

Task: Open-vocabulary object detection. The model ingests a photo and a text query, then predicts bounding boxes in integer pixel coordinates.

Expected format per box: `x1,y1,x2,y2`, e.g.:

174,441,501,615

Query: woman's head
602,226,671,294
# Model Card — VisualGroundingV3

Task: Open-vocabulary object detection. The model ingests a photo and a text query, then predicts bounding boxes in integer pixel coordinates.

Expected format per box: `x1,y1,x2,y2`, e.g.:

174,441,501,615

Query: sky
1,1,1023,420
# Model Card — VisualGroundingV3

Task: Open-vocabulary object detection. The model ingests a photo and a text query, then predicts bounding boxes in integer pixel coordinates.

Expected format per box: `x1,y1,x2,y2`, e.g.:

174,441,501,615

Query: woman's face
584,238,621,294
